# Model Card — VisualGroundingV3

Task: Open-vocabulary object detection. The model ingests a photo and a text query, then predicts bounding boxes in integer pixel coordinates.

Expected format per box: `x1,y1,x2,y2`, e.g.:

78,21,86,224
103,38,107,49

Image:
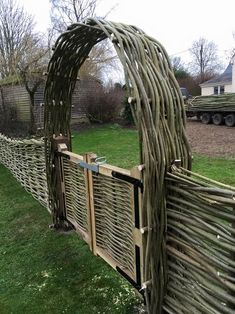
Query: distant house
200,55,235,96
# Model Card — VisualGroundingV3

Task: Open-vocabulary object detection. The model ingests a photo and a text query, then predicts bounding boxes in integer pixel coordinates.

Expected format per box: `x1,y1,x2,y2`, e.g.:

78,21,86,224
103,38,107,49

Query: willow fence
1,17,235,313
1,133,235,313
165,165,235,313
0,133,48,209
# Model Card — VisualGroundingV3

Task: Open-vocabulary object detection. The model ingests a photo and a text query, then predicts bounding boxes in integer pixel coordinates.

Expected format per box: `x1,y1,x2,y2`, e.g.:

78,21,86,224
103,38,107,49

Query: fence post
51,135,70,229
84,153,97,254
130,165,145,288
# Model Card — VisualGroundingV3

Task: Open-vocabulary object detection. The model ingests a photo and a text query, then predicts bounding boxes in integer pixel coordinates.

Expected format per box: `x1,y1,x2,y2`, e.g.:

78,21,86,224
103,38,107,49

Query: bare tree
18,34,49,134
0,0,49,134
0,0,36,79
78,41,118,80
49,0,117,80
171,56,185,72
189,37,222,83
50,0,101,33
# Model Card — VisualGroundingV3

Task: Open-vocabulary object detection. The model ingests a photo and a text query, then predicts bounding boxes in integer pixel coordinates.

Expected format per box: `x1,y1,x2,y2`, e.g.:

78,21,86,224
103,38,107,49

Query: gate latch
78,161,99,173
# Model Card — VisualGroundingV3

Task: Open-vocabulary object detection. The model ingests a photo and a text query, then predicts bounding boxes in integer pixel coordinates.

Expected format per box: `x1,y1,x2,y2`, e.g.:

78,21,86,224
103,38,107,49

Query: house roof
200,63,232,87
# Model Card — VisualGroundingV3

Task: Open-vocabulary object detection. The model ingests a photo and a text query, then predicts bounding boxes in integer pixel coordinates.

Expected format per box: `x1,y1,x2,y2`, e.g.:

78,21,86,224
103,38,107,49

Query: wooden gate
55,140,145,289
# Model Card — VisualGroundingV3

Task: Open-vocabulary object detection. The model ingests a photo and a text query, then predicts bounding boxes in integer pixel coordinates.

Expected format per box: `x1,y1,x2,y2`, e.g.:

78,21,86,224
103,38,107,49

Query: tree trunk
0,87,6,113
29,92,36,135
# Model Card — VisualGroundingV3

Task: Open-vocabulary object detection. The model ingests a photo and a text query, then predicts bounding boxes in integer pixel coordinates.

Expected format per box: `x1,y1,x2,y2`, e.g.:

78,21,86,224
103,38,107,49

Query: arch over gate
44,18,191,313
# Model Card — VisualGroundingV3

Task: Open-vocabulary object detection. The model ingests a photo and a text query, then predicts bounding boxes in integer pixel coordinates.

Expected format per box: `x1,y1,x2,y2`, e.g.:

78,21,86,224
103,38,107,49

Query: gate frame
55,140,146,288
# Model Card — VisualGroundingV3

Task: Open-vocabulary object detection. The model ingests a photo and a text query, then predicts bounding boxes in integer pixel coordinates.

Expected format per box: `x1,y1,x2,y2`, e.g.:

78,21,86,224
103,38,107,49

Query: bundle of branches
189,93,235,112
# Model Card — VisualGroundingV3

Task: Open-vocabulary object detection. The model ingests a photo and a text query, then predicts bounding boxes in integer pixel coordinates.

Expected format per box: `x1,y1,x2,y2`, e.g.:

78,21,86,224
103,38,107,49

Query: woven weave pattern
62,157,88,233
165,166,235,313
0,134,48,209
93,173,135,277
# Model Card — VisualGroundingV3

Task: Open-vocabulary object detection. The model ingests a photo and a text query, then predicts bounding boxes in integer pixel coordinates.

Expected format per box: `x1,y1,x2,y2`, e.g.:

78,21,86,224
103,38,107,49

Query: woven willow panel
93,173,135,277
62,157,88,234
0,134,49,209
165,166,235,313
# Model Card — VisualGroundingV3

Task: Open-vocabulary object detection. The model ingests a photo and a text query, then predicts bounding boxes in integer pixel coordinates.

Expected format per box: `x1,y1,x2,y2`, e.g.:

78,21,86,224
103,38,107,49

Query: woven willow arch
44,18,192,313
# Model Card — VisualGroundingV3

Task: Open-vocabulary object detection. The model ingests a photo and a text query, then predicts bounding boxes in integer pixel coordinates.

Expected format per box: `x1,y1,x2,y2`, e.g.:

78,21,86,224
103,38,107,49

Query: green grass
192,155,235,186
1,124,235,313
0,163,140,313
72,124,235,186
72,124,140,169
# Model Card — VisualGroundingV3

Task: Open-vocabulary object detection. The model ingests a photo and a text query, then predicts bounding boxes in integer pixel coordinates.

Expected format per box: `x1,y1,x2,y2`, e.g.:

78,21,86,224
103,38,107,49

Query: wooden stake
85,153,97,255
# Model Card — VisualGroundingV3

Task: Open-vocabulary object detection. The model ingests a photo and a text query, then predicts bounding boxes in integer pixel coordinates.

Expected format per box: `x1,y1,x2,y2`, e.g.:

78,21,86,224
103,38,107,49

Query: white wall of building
225,84,233,93
201,86,214,96
201,55,235,95
201,83,233,95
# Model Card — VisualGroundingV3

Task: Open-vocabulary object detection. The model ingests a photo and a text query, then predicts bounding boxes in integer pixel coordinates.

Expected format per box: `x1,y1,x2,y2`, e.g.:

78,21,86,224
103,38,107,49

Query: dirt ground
186,119,235,158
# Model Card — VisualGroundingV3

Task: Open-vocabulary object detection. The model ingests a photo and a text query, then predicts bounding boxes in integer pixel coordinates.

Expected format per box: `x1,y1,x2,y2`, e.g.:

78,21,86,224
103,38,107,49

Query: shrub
121,97,135,126
0,106,29,137
86,86,124,123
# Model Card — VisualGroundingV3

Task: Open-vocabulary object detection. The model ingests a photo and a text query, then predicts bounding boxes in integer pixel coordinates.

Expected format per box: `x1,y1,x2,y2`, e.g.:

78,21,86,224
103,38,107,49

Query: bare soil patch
186,119,235,158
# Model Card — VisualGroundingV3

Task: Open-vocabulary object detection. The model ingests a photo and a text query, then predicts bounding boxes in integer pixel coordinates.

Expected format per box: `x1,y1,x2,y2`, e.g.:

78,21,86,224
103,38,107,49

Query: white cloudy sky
19,0,235,64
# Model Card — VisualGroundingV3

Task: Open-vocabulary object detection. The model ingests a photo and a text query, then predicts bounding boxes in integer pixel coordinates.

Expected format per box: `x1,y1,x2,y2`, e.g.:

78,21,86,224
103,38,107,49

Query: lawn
0,124,235,314
0,125,142,314
72,124,235,186
72,124,140,169
192,154,235,186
